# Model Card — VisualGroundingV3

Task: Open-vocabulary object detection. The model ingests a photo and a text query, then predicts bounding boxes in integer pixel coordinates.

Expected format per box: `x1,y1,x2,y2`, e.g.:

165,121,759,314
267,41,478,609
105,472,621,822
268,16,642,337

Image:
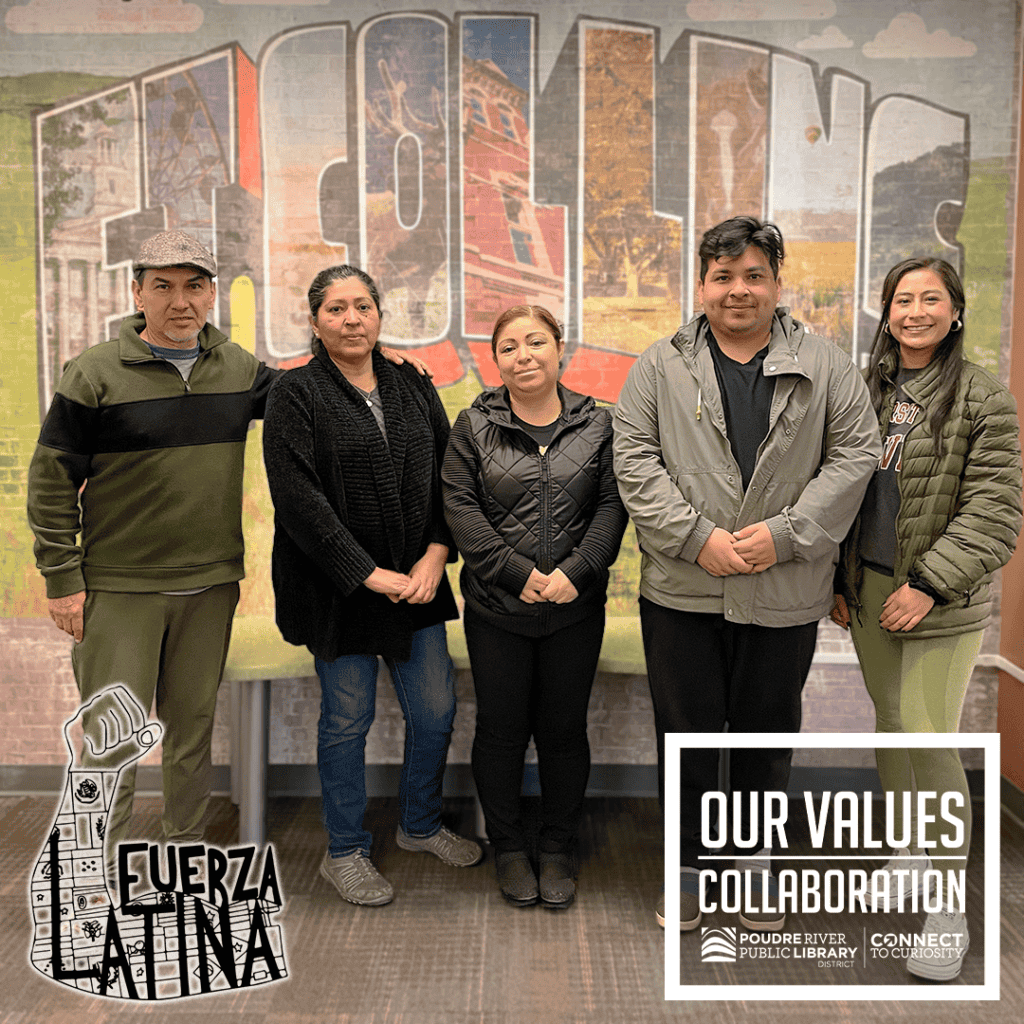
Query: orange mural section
236,51,262,200
690,38,768,290
460,15,566,382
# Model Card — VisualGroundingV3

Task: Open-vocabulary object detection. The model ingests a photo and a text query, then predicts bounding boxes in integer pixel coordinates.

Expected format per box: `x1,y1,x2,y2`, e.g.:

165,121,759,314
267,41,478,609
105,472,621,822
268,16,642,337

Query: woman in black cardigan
442,305,627,908
263,265,481,907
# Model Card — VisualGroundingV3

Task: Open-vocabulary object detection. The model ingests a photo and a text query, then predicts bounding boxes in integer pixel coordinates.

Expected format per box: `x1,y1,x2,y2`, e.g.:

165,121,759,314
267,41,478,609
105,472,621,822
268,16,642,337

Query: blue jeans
314,623,456,857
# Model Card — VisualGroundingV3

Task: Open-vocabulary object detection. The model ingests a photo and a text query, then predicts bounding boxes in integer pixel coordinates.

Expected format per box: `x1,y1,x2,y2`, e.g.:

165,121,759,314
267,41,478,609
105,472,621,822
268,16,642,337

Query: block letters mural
1,1,1016,620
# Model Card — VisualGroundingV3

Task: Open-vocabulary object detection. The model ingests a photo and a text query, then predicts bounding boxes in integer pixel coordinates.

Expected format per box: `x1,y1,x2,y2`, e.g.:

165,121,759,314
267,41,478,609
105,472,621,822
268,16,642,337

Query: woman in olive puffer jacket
833,257,1022,982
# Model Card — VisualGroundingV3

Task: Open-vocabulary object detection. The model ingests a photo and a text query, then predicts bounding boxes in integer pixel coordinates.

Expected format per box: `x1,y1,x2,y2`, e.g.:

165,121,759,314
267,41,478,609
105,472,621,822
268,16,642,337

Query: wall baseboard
1,763,988,801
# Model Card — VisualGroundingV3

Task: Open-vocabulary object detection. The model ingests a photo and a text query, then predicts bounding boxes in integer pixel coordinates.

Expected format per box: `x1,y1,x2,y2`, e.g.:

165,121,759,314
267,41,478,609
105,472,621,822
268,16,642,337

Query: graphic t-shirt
858,368,922,574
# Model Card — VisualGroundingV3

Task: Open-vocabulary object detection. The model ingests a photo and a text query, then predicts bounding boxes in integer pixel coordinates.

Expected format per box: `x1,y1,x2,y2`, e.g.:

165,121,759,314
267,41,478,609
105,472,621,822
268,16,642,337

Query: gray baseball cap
134,230,217,278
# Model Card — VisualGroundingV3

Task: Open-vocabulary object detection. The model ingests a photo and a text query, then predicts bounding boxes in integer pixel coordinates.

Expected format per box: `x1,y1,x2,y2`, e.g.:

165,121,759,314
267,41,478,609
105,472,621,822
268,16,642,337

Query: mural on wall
29,10,974,412
0,0,1016,621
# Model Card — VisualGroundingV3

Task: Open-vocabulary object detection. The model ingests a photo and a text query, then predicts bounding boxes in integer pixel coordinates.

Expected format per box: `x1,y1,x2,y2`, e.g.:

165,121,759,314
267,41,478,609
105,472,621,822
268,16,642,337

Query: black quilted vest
458,386,613,631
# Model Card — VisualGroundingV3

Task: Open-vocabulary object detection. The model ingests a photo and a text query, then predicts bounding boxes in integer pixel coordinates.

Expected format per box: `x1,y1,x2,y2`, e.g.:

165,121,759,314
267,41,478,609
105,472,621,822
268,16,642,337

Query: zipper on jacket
161,347,208,392
174,362,192,393
887,381,966,609
539,446,552,574
155,359,192,393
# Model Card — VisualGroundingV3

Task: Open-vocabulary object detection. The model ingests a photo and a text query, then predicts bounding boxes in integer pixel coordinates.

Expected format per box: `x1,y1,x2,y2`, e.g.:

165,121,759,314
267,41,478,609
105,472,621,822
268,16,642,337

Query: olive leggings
850,567,982,901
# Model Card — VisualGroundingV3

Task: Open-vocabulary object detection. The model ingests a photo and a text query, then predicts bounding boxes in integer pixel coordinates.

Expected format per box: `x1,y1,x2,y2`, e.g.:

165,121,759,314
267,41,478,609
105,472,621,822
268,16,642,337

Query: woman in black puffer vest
443,305,627,908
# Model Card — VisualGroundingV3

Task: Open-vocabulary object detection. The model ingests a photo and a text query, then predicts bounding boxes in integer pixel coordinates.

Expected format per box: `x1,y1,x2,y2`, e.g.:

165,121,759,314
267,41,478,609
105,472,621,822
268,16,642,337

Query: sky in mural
0,0,1015,160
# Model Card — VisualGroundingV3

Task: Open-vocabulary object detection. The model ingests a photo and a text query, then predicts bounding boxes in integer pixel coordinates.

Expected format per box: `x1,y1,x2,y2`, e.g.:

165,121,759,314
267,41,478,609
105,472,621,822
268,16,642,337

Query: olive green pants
850,567,982,900
71,583,239,870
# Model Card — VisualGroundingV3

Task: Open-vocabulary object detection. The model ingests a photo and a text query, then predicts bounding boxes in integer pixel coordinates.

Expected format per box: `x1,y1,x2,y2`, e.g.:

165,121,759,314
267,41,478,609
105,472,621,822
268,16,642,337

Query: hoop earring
882,320,890,334
951,319,963,332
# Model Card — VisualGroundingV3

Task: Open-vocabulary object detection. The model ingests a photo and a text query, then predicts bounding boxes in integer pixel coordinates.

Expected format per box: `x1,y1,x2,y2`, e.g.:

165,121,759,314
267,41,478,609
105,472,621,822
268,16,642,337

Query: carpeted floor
1,792,1021,1023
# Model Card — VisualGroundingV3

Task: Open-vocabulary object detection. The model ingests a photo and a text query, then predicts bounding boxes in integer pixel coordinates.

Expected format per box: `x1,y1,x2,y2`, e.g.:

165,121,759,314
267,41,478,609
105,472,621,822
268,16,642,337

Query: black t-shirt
511,409,561,452
707,332,774,491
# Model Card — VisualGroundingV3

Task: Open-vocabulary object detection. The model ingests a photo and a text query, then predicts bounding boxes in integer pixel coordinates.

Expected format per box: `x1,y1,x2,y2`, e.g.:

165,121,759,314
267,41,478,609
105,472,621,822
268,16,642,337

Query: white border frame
664,732,1000,1000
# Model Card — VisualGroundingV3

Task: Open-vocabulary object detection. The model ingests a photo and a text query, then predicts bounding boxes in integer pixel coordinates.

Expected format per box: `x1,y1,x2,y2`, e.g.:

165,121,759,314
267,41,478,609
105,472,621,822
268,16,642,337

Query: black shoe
495,851,538,906
538,852,575,909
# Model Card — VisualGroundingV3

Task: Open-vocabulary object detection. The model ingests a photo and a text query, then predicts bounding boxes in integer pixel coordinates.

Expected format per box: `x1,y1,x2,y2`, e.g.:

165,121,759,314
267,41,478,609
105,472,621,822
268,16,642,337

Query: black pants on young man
639,596,818,868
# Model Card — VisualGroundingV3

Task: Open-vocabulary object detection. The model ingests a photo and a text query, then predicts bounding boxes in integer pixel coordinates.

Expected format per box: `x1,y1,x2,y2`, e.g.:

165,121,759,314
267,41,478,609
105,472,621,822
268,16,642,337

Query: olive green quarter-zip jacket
28,313,277,598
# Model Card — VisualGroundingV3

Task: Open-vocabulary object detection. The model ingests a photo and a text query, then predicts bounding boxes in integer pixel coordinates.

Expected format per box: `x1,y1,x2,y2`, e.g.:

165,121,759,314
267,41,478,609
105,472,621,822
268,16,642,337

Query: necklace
351,382,375,407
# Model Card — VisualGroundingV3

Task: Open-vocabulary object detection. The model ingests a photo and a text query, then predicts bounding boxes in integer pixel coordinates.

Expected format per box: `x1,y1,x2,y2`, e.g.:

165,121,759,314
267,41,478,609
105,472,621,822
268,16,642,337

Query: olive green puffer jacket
838,352,1022,638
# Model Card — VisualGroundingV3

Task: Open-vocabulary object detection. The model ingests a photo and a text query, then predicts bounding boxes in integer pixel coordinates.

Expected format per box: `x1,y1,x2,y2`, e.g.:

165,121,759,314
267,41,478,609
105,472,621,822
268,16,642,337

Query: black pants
465,607,605,855
639,597,817,867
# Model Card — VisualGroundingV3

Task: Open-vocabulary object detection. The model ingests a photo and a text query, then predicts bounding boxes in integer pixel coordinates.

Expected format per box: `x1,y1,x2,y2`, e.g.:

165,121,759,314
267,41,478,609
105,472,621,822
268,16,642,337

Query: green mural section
1,75,115,616
959,158,1013,374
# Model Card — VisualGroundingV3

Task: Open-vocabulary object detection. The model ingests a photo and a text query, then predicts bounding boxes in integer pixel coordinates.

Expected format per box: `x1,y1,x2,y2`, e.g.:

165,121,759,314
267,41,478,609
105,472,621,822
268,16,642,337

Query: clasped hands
364,544,449,604
519,567,579,605
696,523,778,578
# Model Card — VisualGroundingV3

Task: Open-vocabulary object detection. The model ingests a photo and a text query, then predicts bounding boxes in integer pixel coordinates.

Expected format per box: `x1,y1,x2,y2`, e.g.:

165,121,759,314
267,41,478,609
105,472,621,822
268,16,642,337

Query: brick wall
1,615,996,776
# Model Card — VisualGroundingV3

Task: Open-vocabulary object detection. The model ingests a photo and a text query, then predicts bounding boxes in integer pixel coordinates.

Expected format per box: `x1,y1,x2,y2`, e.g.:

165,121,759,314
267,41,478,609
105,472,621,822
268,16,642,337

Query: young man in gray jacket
612,216,880,932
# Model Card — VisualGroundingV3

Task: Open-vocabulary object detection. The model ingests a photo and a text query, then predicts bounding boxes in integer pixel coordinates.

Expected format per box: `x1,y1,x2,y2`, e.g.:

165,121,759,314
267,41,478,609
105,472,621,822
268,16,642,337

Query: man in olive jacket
27,231,276,876
612,216,881,931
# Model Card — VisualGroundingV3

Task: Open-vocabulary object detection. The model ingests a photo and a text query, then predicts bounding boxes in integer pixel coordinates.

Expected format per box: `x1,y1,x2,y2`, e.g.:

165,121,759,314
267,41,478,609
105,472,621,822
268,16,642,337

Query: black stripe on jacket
39,391,258,453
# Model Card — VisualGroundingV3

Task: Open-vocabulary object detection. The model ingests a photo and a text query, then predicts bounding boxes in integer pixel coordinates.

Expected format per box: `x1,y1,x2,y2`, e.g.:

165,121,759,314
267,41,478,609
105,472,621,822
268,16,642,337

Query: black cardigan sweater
263,348,458,661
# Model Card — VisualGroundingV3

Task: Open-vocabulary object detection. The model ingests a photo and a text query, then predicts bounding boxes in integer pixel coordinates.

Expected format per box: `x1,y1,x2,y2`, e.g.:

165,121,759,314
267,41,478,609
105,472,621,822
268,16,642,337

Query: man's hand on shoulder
731,522,778,573
380,346,433,377
49,591,85,641
696,528,753,577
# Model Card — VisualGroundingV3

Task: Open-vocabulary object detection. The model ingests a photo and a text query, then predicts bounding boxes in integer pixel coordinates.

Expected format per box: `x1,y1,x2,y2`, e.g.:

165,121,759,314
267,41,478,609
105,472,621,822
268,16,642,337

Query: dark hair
307,264,382,355
866,257,965,457
490,304,563,356
698,216,785,281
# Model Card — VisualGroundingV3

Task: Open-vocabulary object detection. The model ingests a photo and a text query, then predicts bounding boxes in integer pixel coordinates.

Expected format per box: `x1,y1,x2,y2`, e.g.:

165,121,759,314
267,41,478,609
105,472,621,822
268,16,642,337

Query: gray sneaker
319,850,393,906
396,826,483,867
736,851,785,931
656,870,702,931
907,909,969,981
870,848,933,910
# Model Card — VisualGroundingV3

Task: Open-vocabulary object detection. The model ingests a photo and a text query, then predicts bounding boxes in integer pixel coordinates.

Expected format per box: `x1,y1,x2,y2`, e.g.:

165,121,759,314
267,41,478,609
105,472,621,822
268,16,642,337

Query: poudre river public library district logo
700,928,857,968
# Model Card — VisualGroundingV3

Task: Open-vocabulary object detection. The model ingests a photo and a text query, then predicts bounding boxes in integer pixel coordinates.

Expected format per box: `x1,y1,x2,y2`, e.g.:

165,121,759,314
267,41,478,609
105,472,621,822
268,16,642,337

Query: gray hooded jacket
612,309,881,627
